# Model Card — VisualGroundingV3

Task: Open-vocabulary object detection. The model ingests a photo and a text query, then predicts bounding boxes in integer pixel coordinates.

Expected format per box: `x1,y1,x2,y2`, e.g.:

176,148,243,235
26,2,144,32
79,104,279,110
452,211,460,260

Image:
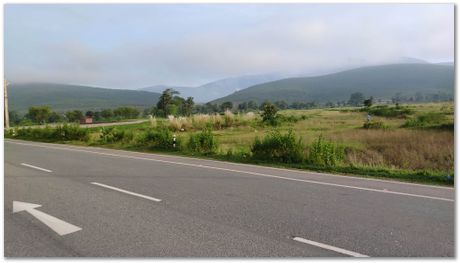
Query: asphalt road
4,139,455,257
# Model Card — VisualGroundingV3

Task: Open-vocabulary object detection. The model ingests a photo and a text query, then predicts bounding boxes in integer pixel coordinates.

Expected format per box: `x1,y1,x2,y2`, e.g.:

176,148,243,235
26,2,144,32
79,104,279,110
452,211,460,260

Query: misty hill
141,73,285,102
212,64,454,105
9,83,160,113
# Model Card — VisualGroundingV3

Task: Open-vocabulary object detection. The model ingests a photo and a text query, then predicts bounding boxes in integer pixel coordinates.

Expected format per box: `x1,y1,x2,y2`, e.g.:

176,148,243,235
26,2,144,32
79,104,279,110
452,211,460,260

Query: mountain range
8,61,454,113
212,63,454,105
8,83,160,113
139,73,286,102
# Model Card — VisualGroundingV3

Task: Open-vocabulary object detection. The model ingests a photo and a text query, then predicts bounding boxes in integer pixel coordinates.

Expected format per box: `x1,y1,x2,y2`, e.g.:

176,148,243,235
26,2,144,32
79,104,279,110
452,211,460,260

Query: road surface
4,139,455,257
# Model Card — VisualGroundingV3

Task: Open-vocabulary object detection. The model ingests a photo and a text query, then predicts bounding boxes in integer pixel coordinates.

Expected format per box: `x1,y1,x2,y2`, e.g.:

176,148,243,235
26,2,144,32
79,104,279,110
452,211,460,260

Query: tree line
9,106,141,126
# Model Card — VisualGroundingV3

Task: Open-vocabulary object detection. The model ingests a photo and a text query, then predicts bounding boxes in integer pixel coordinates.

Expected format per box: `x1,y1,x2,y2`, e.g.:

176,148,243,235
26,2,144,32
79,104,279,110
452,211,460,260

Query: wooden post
4,79,9,129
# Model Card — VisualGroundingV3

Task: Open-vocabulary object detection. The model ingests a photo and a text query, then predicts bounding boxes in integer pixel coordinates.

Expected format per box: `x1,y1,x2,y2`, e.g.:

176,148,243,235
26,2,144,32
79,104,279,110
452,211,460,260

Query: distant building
80,117,93,124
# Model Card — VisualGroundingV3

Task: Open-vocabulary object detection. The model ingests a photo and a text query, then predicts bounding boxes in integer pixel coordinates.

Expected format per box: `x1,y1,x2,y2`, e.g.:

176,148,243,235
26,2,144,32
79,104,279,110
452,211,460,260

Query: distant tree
157,89,179,116
114,107,140,119
100,109,113,119
27,106,52,124
247,100,258,110
261,101,278,124
85,111,94,117
325,101,335,108
274,100,288,110
220,101,233,111
183,97,194,116
348,92,365,106
9,111,21,126
363,96,373,107
238,102,248,111
65,110,84,123
93,111,102,121
47,112,62,123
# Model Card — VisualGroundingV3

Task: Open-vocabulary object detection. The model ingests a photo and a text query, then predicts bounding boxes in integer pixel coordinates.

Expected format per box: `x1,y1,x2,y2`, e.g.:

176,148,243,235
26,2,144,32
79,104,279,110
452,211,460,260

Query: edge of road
4,138,454,190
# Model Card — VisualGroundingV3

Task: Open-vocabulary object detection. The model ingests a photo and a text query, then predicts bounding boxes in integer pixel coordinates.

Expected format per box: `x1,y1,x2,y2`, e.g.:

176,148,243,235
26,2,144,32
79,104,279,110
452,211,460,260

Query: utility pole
4,79,9,129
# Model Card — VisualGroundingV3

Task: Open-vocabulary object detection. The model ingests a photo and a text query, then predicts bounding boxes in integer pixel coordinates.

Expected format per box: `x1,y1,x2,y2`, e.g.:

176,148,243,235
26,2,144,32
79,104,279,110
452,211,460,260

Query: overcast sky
5,4,454,89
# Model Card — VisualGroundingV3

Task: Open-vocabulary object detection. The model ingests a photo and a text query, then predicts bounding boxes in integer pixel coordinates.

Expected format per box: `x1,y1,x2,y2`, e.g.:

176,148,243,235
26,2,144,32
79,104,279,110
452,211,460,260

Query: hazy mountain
9,83,161,113
212,64,454,105
141,73,286,102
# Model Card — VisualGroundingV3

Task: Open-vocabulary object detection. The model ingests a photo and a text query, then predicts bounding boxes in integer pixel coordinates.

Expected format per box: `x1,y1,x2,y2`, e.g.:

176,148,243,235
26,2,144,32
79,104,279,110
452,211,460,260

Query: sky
4,4,454,89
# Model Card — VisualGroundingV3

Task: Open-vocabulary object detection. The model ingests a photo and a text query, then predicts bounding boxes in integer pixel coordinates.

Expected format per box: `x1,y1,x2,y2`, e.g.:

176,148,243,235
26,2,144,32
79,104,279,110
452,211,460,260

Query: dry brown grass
329,129,454,171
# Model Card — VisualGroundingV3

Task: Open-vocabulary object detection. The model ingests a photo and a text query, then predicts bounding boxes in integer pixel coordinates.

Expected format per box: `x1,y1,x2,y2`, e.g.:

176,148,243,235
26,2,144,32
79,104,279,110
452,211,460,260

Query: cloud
5,4,454,89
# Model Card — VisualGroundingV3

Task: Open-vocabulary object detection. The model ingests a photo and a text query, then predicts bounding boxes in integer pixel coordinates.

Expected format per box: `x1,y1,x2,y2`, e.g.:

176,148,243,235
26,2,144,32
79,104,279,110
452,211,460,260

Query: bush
261,102,278,125
251,129,304,163
308,135,344,166
139,128,178,150
10,124,89,142
99,127,125,143
187,129,218,154
403,112,448,128
363,120,387,129
362,105,413,118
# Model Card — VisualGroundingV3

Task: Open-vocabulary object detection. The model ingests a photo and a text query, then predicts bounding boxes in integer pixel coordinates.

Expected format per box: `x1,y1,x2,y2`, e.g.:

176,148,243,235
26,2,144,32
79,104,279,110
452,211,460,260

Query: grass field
7,102,454,185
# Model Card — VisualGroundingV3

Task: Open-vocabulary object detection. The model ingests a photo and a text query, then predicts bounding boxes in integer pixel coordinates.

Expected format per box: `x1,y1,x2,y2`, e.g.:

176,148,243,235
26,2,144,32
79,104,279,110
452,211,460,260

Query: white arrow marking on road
13,201,82,236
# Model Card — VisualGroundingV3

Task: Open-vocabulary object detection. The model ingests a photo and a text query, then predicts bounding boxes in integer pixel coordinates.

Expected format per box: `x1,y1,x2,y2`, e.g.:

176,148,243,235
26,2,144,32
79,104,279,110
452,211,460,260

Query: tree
48,112,62,123
220,101,233,112
261,101,278,123
157,89,179,116
247,100,258,110
238,102,248,111
113,107,140,119
65,110,84,123
274,100,288,110
85,111,94,117
100,109,113,119
27,106,52,124
348,92,365,106
363,96,373,107
9,111,21,126
183,97,195,116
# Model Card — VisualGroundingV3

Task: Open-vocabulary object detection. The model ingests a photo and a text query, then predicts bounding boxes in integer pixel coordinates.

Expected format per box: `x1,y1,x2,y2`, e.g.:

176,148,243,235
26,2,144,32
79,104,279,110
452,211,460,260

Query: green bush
362,105,413,118
139,128,178,150
187,129,218,154
403,112,449,128
308,135,344,166
51,124,90,141
99,127,125,143
9,124,89,142
251,129,304,163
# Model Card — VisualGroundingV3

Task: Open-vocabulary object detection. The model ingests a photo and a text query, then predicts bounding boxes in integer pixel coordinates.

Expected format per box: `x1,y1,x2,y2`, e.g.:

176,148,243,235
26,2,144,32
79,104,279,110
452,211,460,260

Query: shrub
187,129,218,154
99,127,126,143
362,105,413,118
251,129,304,163
403,112,448,128
308,135,344,166
363,120,387,129
261,102,278,125
139,128,179,150
11,124,89,142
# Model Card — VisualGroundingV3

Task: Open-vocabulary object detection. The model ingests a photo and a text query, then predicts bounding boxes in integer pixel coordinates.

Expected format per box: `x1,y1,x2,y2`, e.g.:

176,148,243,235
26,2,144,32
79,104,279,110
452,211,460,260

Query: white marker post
173,134,176,148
